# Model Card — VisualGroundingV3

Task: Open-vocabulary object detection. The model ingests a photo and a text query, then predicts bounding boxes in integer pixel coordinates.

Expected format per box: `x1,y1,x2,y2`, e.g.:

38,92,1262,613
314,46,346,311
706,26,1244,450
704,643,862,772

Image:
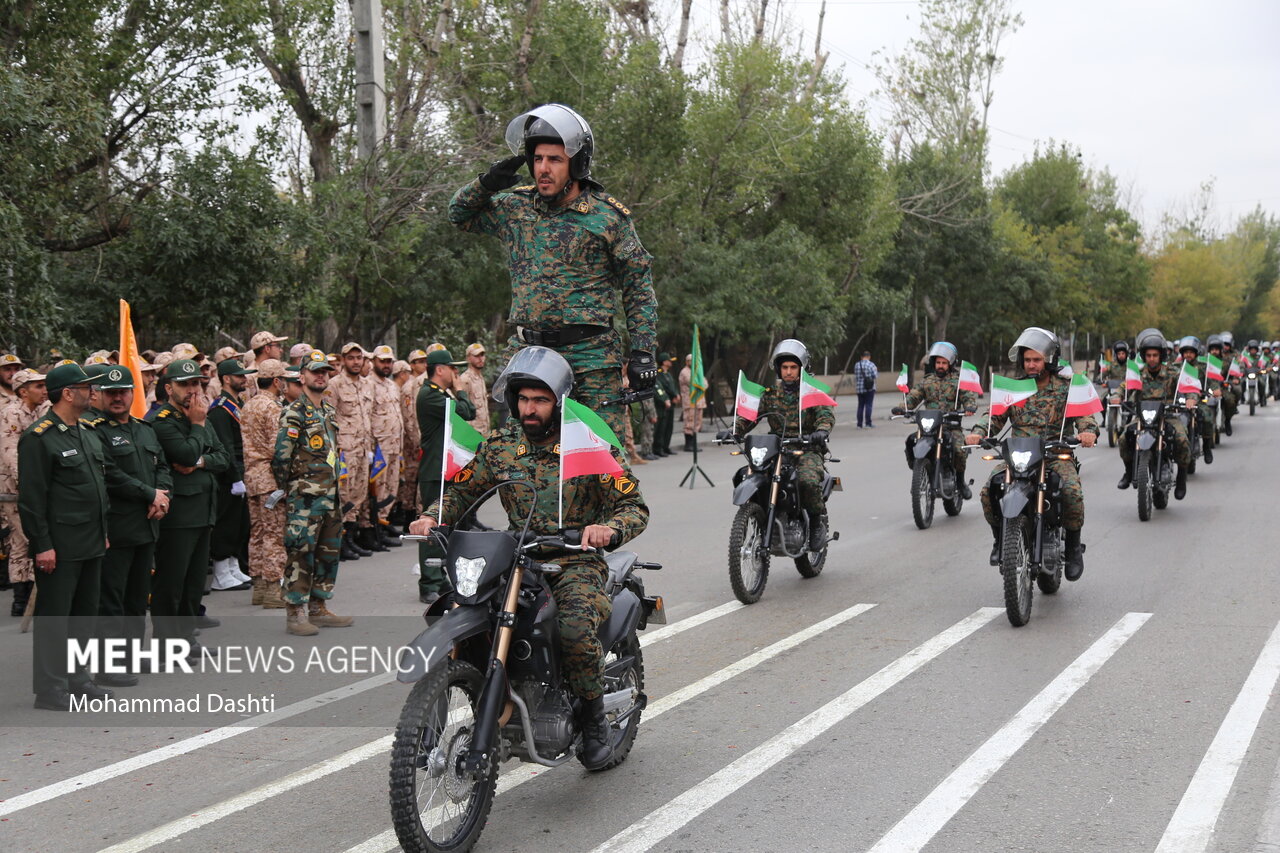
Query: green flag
690,324,708,406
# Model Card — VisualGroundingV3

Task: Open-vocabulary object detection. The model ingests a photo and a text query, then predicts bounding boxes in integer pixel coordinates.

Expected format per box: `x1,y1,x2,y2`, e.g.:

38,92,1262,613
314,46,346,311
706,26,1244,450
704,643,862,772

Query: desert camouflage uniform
1118,363,1192,468
1,397,49,582
454,367,491,438
398,372,426,513
327,369,371,525
368,372,403,524
900,370,976,477
272,394,342,605
427,424,648,700
448,179,657,440
971,373,1098,531
735,385,834,515
680,365,706,437
242,392,287,583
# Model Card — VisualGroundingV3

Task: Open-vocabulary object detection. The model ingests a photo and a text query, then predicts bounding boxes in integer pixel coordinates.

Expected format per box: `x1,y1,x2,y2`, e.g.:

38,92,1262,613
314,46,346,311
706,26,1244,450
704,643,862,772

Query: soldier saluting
449,104,658,440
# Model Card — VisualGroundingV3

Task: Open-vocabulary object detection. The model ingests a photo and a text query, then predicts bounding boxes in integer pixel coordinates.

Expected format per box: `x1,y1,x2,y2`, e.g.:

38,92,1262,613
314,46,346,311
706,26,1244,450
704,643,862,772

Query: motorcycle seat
605,551,638,590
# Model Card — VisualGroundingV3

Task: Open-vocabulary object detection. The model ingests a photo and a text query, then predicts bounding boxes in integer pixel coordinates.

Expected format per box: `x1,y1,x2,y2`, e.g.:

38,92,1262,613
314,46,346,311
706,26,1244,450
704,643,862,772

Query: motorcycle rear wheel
911,458,935,530
795,507,828,578
1001,516,1033,627
1135,451,1153,522
585,632,645,771
728,503,770,604
389,660,495,853
1107,408,1119,448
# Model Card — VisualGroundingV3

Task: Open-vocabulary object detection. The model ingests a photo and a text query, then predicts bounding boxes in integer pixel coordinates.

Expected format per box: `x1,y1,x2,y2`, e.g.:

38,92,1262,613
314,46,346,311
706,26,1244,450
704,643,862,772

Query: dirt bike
892,408,971,529
1123,400,1176,521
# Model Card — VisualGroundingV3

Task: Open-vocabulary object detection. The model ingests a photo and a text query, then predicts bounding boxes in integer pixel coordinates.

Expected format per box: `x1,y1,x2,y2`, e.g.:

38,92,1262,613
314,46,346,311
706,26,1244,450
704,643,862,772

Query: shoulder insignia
32,417,54,435
551,443,561,455
287,426,300,439
516,443,527,457
308,433,323,450
451,463,474,483
604,195,631,217
157,408,171,419
613,475,637,495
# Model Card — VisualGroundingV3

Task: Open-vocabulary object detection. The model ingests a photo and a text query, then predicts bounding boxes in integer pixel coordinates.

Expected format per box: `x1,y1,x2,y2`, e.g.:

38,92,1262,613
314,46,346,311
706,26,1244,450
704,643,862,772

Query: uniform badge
57,423,68,432
451,466,474,483
552,443,561,455
613,476,637,495
287,426,300,439
61,448,78,457
516,443,527,456
309,434,324,450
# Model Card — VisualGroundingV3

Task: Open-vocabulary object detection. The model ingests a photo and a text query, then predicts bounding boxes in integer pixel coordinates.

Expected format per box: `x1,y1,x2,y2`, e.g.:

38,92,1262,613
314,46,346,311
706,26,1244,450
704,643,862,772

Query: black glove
627,350,657,391
810,429,829,444
891,406,904,416
478,155,526,192
715,429,737,443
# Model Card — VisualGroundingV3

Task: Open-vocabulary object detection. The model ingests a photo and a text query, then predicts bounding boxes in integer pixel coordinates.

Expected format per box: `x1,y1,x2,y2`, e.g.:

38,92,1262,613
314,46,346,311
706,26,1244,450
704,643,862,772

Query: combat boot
378,524,403,548
285,603,319,636
1175,465,1188,500
250,576,266,606
308,598,353,628
1116,468,1132,490
11,580,33,617
359,527,388,553
579,695,614,771
1203,438,1213,464
807,514,827,551
1064,530,1085,581
682,434,694,452
989,523,1002,567
261,580,286,609
345,523,371,557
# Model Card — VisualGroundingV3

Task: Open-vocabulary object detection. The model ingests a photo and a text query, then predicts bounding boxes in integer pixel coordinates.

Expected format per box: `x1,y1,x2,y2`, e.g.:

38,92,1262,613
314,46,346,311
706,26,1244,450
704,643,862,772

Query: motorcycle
389,483,665,853
1244,365,1263,415
892,408,970,529
1122,400,1176,521
715,414,841,604
1102,379,1128,447
1175,395,1202,474
979,435,1080,627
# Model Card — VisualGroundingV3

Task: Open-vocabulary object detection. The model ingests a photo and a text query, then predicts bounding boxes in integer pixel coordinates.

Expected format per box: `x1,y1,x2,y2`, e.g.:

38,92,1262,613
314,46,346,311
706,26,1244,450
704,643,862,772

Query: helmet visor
491,346,574,403
505,105,590,157
1007,328,1057,363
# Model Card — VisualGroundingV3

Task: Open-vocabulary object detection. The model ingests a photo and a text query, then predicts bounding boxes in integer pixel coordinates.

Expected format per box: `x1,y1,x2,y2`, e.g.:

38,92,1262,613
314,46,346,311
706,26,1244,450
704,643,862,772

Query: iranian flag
958,360,983,394
990,374,1037,416
1065,373,1103,417
1099,357,1111,372
1125,358,1144,390
735,371,766,422
560,397,624,481
895,363,910,393
442,398,484,480
1229,358,1243,378
1204,353,1224,382
1177,362,1202,394
799,369,838,410
1057,358,1074,378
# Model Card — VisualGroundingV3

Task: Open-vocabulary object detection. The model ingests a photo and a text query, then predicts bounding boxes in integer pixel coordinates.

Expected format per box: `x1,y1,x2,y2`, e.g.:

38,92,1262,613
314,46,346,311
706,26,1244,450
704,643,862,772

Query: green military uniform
900,370,976,478
18,405,110,696
1118,363,1192,469
426,425,648,700
151,396,230,644
207,382,251,568
415,378,476,597
448,178,657,440
734,385,835,515
87,395,171,652
272,391,342,605
972,373,1098,531
654,363,678,454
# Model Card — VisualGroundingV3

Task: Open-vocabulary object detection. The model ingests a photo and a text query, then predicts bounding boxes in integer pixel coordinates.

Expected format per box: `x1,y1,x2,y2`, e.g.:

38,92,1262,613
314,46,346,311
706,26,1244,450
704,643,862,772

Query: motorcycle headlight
749,446,769,468
453,556,486,598
1010,450,1033,473
1141,409,1157,424
1248,372,1257,379
918,416,936,432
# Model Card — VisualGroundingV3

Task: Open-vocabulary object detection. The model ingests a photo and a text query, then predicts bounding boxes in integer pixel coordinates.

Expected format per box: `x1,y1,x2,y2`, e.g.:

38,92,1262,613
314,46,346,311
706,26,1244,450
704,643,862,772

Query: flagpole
438,398,451,524
986,369,994,440
558,395,565,531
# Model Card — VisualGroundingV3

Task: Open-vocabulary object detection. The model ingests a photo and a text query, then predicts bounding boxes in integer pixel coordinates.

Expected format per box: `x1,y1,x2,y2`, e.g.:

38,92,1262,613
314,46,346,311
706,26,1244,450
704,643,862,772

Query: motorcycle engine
530,687,576,757
782,517,806,554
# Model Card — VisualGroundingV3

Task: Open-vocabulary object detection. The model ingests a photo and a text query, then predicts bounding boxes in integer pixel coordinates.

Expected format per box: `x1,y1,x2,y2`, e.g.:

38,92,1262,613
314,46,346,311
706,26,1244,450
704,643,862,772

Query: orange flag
119,299,147,419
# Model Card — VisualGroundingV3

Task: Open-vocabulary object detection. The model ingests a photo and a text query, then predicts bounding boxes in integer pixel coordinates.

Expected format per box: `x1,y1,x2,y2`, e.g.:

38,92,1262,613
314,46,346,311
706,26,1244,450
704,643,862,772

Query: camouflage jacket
1134,363,1198,405
1,398,49,494
327,370,371,451
241,392,284,497
901,371,976,413
1102,361,1129,383
735,385,835,438
368,374,403,452
971,374,1099,440
426,424,648,541
273,393,340,510
448,178,657,358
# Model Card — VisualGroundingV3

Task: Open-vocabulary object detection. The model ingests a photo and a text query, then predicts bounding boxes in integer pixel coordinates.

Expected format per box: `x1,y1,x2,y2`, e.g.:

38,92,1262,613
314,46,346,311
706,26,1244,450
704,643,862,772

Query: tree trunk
672,0,692,71
515,0,544,102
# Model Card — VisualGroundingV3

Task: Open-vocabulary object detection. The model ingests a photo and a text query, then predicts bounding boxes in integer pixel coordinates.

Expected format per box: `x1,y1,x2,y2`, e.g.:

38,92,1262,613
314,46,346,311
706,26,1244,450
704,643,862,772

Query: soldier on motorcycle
891,341,976,499
1102,340,1130,383
1175,336,1214,465
1116,328,1193,500
1219,332,1240,434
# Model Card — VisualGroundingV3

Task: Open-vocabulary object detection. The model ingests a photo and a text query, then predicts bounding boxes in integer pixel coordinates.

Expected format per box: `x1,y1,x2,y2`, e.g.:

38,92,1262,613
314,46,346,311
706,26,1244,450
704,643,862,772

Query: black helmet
925,341,959,373
1112,340,1129,355
1206,333,1223,350
1176,335,1202,357
1008,327,1059,370
771,339,810,375
1134,327,1166,356
491,346,575,417
506,104,595,182
1246,339,1260,350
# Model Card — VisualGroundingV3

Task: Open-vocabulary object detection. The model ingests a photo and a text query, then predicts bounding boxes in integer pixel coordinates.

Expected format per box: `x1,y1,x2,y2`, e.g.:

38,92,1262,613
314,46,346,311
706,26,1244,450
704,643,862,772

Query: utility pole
352,0,386,163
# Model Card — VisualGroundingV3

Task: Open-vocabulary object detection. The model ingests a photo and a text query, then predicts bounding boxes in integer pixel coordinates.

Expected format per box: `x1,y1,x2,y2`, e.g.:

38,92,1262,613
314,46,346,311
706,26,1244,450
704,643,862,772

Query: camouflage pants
637,399,656,454
1,501,33,583
282,495,342,605
548,553,610,700
682,405,704,436
398,449,421,515
372,442,401,523
796,450,827,515
1221,386,1238,419
982,458,1084,531
339,441,369,525
1119,416,1191,467
247,493,286,583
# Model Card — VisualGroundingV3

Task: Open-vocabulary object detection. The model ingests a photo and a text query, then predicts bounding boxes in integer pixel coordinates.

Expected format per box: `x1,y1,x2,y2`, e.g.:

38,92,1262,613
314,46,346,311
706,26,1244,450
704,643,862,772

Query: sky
675,0,1280,235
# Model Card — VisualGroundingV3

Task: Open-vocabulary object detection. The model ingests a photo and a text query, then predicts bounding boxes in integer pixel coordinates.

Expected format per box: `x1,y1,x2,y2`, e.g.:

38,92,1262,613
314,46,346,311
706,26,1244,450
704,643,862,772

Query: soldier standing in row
1,352,26,404
398,351,428,521
369,345,405,546
329,343,375,559
241,359,289,609
2,368,48,617
272,357,352,636
454,343,491,437
653,353,678,456
208,358,256,590
679,353,705,452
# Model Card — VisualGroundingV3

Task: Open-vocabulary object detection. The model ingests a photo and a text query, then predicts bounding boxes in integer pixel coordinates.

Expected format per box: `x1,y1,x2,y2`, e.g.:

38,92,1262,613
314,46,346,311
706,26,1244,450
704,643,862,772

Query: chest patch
287,426,300,439
309,433,324,450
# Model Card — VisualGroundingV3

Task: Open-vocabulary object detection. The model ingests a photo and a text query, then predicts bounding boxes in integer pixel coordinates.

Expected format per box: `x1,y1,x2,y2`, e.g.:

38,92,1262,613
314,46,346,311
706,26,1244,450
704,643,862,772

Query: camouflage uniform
1183,357,1218,444
680,364,706,437
272,394,342,605
426,425,648,700
398,372,427,513
448,178,657,441
637,396,657,456
1,397,49,583
900,370,976,477
1118,363,1192,468
454,367,491,438
328,369,372,525
734,386,835,515
241,391,287,583
1220,350,1240,421
368,372,403,524
1102,361,1129,383
971,374,1098,531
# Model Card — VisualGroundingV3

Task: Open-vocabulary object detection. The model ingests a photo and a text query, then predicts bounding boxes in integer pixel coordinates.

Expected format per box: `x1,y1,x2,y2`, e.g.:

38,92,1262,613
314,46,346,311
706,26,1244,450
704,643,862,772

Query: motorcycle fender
396,606,491,683
1136,431,1157,451
999,481,1035,519
913,437,936,459
733,471,769,506
599,588,641,651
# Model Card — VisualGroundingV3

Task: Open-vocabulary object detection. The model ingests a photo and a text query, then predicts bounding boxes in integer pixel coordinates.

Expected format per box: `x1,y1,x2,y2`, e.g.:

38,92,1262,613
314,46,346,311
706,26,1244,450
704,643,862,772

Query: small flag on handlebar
735,371,765,423
895,363,909,393
1125,358,1144,390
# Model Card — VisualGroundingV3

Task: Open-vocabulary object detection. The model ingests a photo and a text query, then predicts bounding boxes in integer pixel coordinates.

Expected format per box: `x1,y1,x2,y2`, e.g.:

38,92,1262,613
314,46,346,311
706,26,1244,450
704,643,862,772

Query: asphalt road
3,399,1279,853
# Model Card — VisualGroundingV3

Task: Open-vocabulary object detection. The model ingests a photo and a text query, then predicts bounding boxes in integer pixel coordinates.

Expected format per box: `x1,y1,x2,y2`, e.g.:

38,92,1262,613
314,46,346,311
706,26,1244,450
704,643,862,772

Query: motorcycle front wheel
1107,408,1119,448
1000,515,1033,627
728,503,771,604
795,506,828,578
942,464,964,517
1134,451,1153,522
1153,461,1170,510
911,458,935,530
586,631,645,771
389,660,496,853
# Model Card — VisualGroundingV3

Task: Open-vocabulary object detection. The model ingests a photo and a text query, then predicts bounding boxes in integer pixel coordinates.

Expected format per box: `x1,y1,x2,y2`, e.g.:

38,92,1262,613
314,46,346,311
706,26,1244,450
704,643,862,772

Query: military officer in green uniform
88,366,172,684
410,347,648,770
728,339,835,551
207,357,255,590
150,358,231,654
448,104,658,440
18,363,115,709
414,349,476,604
272,357,352,636
966,328,1098,580
653,353,678,456
1115,328,1193,500
891,341,978,499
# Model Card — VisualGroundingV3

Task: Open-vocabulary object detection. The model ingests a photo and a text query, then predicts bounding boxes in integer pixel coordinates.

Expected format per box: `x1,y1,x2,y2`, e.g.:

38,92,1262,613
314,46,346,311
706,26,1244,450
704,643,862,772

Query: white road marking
867,611,1152,853
1155,615,1280,853
4,600,742,817
590,607,1004,853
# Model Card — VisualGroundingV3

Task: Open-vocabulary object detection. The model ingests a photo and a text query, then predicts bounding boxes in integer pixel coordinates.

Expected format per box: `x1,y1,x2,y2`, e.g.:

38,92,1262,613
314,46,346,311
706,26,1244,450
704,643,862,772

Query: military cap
84,350,113,365
283,365,302,383
426,342,447,353
139,360,162,373
465,342,486,356
371,344,395,360
152,352,176,370
217,358,256,377
340,342,367,356
83,363,113,382
213,346,243,363
407,349,428,362
391,359,411,376
658,352,672,362
172,343,204,361
12,368,46,389
46,362,93,393
255,358,286,379
426,349,464,367
1,353,26,368
164,358,203,381
303,358,336,373
250,331,288,351
289,342,314,360
96,365,136,390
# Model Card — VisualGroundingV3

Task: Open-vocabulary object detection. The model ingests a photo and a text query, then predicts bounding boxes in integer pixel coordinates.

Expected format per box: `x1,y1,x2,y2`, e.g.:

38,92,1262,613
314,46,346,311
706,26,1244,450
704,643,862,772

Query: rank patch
309,433,324,450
